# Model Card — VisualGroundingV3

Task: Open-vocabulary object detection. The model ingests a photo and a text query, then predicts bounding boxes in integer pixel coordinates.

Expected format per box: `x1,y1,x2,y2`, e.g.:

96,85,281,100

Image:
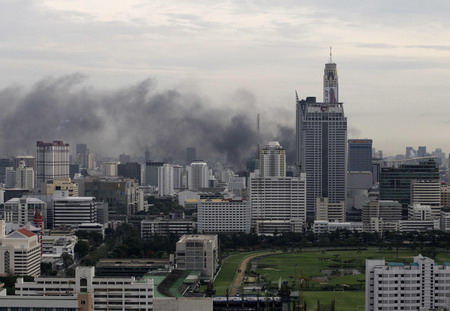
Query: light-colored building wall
197,200,251,233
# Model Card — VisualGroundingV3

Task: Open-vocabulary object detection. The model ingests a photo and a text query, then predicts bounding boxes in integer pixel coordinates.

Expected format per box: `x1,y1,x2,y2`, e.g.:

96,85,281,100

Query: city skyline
0,1,450,161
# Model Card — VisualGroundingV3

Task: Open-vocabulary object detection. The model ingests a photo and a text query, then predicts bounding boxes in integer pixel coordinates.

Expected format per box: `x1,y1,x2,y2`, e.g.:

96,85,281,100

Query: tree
74,240,90,258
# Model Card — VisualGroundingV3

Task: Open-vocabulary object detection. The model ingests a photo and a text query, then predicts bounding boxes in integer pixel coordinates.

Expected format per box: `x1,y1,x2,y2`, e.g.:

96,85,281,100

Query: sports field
302,291,364,311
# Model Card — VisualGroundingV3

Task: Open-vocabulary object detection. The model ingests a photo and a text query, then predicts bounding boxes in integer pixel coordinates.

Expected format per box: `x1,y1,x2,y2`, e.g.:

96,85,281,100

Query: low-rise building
141,218,195,238
175,235,219,280
14,266,154,310
42,234,77,259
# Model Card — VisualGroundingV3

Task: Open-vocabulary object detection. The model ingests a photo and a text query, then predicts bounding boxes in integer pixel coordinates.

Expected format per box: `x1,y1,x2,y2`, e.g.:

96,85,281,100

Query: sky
1,0,450,160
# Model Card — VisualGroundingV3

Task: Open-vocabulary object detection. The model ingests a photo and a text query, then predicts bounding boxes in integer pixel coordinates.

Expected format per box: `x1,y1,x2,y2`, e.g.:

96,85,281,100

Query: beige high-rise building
259,141,286,178
15,160,35,190
36,141,69,190
103,162,118,177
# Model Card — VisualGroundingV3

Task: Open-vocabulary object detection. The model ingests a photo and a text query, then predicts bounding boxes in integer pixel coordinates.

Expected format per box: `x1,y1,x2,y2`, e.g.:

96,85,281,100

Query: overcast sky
1,0,450,157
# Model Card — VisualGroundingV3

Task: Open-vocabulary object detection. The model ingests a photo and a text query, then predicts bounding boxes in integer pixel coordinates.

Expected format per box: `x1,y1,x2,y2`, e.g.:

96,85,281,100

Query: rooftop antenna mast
329,46,332,63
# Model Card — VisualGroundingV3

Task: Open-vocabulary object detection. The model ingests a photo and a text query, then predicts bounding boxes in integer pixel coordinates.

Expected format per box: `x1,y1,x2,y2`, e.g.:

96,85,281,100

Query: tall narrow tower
323,47,338,103
296,56,347,215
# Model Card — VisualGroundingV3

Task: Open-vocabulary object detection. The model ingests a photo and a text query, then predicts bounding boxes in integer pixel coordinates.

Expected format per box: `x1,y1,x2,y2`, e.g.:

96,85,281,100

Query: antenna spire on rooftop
329,46,332,63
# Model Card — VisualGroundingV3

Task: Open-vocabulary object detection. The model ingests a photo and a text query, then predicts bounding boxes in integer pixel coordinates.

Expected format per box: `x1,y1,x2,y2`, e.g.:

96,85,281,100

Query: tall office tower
158,164,174,196
76,144,87,157
144,161,164,186
188,161,209,190
348,139,373,172
380,159,439,216
172,165,185,190
259,141,286,178
4,167,16,188
296,60,347,214
15,161,35,190
410,179,442,218
14,156,35,170
0,158,14,183
417,146,427,158
118,162,141,184
186,147,197,165
144,149,151,162
36,141,69,189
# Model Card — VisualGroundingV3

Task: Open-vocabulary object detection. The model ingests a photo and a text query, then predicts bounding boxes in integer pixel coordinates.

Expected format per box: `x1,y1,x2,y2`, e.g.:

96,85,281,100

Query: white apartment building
187,161,209,190
411,180,442,218
197,199,251,234
366,255,450,311
408,203,432,221
158,164,174,196
250,174,307,234
53,195,97,228
441,211,450,231
14,266,154,311
3,197,47,227
0,291,93,311
175,235,218,279
0,221,41,277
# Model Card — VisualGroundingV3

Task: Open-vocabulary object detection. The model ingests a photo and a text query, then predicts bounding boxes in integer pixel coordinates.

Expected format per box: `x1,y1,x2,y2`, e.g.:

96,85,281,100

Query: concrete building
442,185,450,209
158,164,175,196
411,179,442,218
440,211,450,231
0,291,93,311
15,161,35,190
408,203,432,221
118,162,141,184
366,255,450,310
362,200,402,232
13,266,154,310
53,194,97,228
4,167,16,188
42,234,77,259
14,156,36,170
45,177,79,196
188,161,209,190
380,159,439,215
314,197,345,223
36,141,70,190
175,234,218,279
250,174,307,234
312,220,363,234
75,176,139,215
3,197,47,227
197,199,251,233
103,162,118,177
141,218,195,238
259,141,286,178
0,158,14,183
145,161,164,187
296,61,347,215
348,139,373,172
185,147,197,166
0,222,41,276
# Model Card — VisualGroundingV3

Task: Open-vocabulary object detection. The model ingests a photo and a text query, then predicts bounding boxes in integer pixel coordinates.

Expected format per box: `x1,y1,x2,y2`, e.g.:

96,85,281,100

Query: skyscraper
187,161,209,190
296,59,347,214
36,141,70,189
348,139,373,172
259,141,286,178
186,147,197,166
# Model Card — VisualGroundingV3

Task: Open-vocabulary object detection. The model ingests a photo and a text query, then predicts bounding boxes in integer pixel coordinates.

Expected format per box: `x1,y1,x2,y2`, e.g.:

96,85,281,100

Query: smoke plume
0,74,295,168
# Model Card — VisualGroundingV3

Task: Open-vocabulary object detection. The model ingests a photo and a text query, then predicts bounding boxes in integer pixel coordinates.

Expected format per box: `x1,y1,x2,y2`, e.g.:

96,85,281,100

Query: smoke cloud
0,74,296,168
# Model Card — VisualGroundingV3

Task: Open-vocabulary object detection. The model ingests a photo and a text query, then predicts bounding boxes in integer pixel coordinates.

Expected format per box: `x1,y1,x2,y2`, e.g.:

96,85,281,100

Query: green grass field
302,291,364,311
256,248,450,287
214,251,265,295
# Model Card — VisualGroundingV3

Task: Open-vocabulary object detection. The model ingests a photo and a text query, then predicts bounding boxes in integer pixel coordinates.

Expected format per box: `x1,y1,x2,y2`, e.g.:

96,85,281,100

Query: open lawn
214,251,267,295
302,291,364,311
256,248,450,289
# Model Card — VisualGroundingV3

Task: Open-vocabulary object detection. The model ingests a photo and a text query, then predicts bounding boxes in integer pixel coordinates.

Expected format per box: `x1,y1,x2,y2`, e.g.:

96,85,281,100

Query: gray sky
1,0,450,157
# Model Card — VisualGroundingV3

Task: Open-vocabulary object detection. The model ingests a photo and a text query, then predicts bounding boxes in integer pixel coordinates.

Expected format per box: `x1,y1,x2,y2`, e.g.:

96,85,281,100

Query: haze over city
1,0,450,161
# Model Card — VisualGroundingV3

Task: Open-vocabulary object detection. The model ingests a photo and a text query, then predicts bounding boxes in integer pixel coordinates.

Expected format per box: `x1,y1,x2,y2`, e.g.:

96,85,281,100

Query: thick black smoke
0,74,295,168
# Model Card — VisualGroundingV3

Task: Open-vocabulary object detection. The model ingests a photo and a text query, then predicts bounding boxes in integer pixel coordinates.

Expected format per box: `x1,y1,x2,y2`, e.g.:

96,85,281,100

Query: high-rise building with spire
296,53,347,215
